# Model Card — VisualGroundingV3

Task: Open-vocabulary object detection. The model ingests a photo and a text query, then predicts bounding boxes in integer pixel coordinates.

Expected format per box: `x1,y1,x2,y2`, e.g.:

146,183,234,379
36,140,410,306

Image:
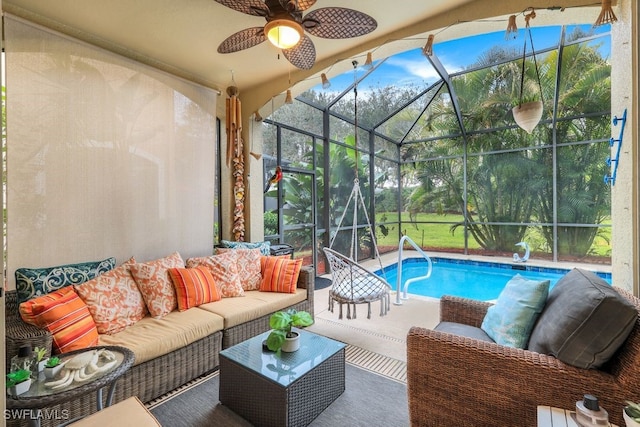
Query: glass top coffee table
219,329,346,427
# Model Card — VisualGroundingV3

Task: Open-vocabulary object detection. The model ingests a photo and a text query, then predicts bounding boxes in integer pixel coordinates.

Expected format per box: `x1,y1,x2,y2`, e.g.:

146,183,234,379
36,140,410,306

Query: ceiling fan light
264,19,303,49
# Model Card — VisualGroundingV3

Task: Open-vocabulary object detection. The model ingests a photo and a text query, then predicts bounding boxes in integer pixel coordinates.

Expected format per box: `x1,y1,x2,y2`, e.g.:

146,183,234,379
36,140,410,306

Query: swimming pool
375,257,612,301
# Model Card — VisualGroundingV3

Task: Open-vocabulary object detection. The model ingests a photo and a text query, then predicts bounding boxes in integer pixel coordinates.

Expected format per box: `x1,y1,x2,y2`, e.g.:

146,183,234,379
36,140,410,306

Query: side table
6,345,135,427
537,406,619,427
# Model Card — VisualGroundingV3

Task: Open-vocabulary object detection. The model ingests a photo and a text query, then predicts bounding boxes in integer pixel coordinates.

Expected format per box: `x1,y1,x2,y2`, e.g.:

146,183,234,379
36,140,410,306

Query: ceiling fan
215,0,377,69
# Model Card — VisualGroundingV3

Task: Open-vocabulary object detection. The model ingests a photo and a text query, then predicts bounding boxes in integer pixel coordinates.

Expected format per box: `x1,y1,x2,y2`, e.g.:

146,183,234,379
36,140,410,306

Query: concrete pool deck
306,251,611,362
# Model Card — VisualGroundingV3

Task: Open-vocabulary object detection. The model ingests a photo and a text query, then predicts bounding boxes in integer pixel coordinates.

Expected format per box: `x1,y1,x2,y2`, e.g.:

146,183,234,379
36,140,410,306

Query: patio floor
307,251,612,362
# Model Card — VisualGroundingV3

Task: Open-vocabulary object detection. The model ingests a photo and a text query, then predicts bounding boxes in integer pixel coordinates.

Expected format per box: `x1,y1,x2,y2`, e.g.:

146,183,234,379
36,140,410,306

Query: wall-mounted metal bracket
604,108,627,185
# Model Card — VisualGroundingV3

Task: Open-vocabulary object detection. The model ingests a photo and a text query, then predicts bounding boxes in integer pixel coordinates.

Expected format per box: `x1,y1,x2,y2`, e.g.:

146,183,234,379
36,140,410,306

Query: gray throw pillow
527,268,636,369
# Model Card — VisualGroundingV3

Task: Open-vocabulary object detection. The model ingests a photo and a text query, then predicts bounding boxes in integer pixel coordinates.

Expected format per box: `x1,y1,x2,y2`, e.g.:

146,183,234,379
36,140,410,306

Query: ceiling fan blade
214,0,269,16
217,27,266,53
303,8,377,39
283,35,316,69
279,0,317,12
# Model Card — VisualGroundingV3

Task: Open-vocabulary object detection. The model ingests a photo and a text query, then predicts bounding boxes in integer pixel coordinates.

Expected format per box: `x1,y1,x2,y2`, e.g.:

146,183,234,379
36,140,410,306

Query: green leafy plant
6,369,31,388
34,347,47,362
266,309,313,352
625,401,640,422
45,356,61,368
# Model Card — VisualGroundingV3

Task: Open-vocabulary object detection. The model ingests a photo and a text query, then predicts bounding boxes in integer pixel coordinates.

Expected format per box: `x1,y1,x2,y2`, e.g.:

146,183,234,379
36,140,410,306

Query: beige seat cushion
99,309,224,365
197,289,307,328
69,396,160,426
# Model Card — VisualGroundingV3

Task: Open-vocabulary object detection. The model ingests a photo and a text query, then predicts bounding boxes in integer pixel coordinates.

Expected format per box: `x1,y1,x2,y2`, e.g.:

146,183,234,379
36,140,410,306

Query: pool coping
362,250,612,281
375,256,612,281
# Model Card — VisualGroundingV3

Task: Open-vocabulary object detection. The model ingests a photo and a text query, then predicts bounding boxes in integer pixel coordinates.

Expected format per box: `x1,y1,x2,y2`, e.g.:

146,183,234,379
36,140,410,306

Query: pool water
375,257,612,301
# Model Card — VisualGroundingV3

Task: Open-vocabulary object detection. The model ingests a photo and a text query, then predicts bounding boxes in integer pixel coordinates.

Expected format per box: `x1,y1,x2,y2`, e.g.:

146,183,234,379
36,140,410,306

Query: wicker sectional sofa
5,265,315,427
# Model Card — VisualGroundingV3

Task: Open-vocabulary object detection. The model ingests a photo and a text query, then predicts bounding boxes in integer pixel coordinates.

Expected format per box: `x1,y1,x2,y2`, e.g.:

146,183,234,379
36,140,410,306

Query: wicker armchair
406,287,640,427
323,247,391,319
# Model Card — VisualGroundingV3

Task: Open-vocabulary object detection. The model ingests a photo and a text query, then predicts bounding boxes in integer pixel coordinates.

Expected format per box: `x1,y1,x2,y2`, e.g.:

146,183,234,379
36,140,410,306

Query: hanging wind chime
594,0,617,26
225,74,246,242
512,9,544,134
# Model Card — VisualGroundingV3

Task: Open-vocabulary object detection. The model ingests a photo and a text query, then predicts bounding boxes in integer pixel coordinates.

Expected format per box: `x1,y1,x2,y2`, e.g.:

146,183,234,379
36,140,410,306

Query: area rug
315,276,332,290
148,345,408,426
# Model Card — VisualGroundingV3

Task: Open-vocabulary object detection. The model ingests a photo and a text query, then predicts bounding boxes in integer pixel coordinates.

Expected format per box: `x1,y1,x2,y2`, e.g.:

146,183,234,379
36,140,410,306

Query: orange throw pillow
168,267,221,311
260,256,302,293
74,257,147,334
130,252,185,318
20,287,70,326
215,248,262,291
23,286,99,354
186,253,245,298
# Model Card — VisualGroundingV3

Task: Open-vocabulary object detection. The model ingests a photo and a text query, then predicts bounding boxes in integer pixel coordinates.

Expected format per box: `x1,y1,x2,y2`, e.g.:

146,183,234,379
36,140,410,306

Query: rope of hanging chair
351,61,360,260
325,61,388,284
327,65,360,256
353,63,360,179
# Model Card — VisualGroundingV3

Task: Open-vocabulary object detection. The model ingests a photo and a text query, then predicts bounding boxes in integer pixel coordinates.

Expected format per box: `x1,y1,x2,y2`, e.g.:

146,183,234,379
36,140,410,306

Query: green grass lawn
375,212,612,258
376,212,476,250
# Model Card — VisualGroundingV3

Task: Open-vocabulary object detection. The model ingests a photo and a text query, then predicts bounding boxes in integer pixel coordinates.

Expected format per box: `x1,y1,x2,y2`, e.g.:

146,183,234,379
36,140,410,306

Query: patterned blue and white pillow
481,274,550,348
15,257,116,303
219,240,271,256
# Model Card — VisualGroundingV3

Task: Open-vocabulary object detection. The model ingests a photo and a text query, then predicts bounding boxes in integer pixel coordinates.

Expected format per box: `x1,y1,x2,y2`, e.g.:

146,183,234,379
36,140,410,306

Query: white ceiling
3,0,602,114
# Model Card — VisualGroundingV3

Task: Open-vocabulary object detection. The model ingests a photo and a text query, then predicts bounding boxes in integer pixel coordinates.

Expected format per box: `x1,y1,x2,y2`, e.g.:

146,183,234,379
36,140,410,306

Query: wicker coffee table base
220,348,345,427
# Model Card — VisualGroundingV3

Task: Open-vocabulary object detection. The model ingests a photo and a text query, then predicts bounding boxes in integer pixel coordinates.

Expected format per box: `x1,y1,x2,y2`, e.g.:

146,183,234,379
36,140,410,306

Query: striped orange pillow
260,256,302,293
27,286,99,354
19,286,73,326
168,267,221,310
186,253,245,298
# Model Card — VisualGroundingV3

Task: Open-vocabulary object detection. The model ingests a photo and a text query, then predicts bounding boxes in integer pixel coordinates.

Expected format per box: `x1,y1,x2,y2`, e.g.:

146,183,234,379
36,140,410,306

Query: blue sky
310,24,610,98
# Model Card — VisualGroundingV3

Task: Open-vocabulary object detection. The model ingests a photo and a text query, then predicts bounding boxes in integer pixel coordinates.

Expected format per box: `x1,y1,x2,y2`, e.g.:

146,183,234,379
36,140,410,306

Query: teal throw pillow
219,240,271,256
15,257,116,303
481,274,550,348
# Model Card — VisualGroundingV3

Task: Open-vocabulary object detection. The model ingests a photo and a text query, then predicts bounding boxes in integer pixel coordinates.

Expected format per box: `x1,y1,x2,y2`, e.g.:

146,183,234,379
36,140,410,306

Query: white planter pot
44,364,64,379
37,359,47,372
8,378,32,397
624,410,640,427
281,332,300,352
512,100,543,134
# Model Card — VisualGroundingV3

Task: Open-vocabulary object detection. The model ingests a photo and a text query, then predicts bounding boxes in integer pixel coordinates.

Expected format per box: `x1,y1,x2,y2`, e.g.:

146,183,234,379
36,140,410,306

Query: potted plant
624,401,640,427
6,369,32,396
44,356,64,379
33,346,48,372
265,309,313,352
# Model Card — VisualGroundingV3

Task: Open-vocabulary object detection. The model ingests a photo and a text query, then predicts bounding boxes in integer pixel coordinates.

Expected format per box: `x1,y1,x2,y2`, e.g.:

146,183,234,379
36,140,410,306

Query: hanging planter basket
512,100,543,134
512,9,544,134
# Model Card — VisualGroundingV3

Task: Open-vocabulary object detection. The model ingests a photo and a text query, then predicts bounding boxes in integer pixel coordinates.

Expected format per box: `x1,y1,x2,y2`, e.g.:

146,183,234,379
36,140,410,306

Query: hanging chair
323,247,391,319
322,60,392,320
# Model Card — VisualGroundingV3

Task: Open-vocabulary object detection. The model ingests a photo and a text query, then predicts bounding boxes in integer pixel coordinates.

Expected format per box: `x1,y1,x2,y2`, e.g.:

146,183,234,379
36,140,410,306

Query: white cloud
386,54,463,84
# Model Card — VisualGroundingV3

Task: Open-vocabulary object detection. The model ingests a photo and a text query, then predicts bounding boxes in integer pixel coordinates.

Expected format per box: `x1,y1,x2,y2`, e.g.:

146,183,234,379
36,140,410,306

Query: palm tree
406,33,610,257
535,40,611,258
